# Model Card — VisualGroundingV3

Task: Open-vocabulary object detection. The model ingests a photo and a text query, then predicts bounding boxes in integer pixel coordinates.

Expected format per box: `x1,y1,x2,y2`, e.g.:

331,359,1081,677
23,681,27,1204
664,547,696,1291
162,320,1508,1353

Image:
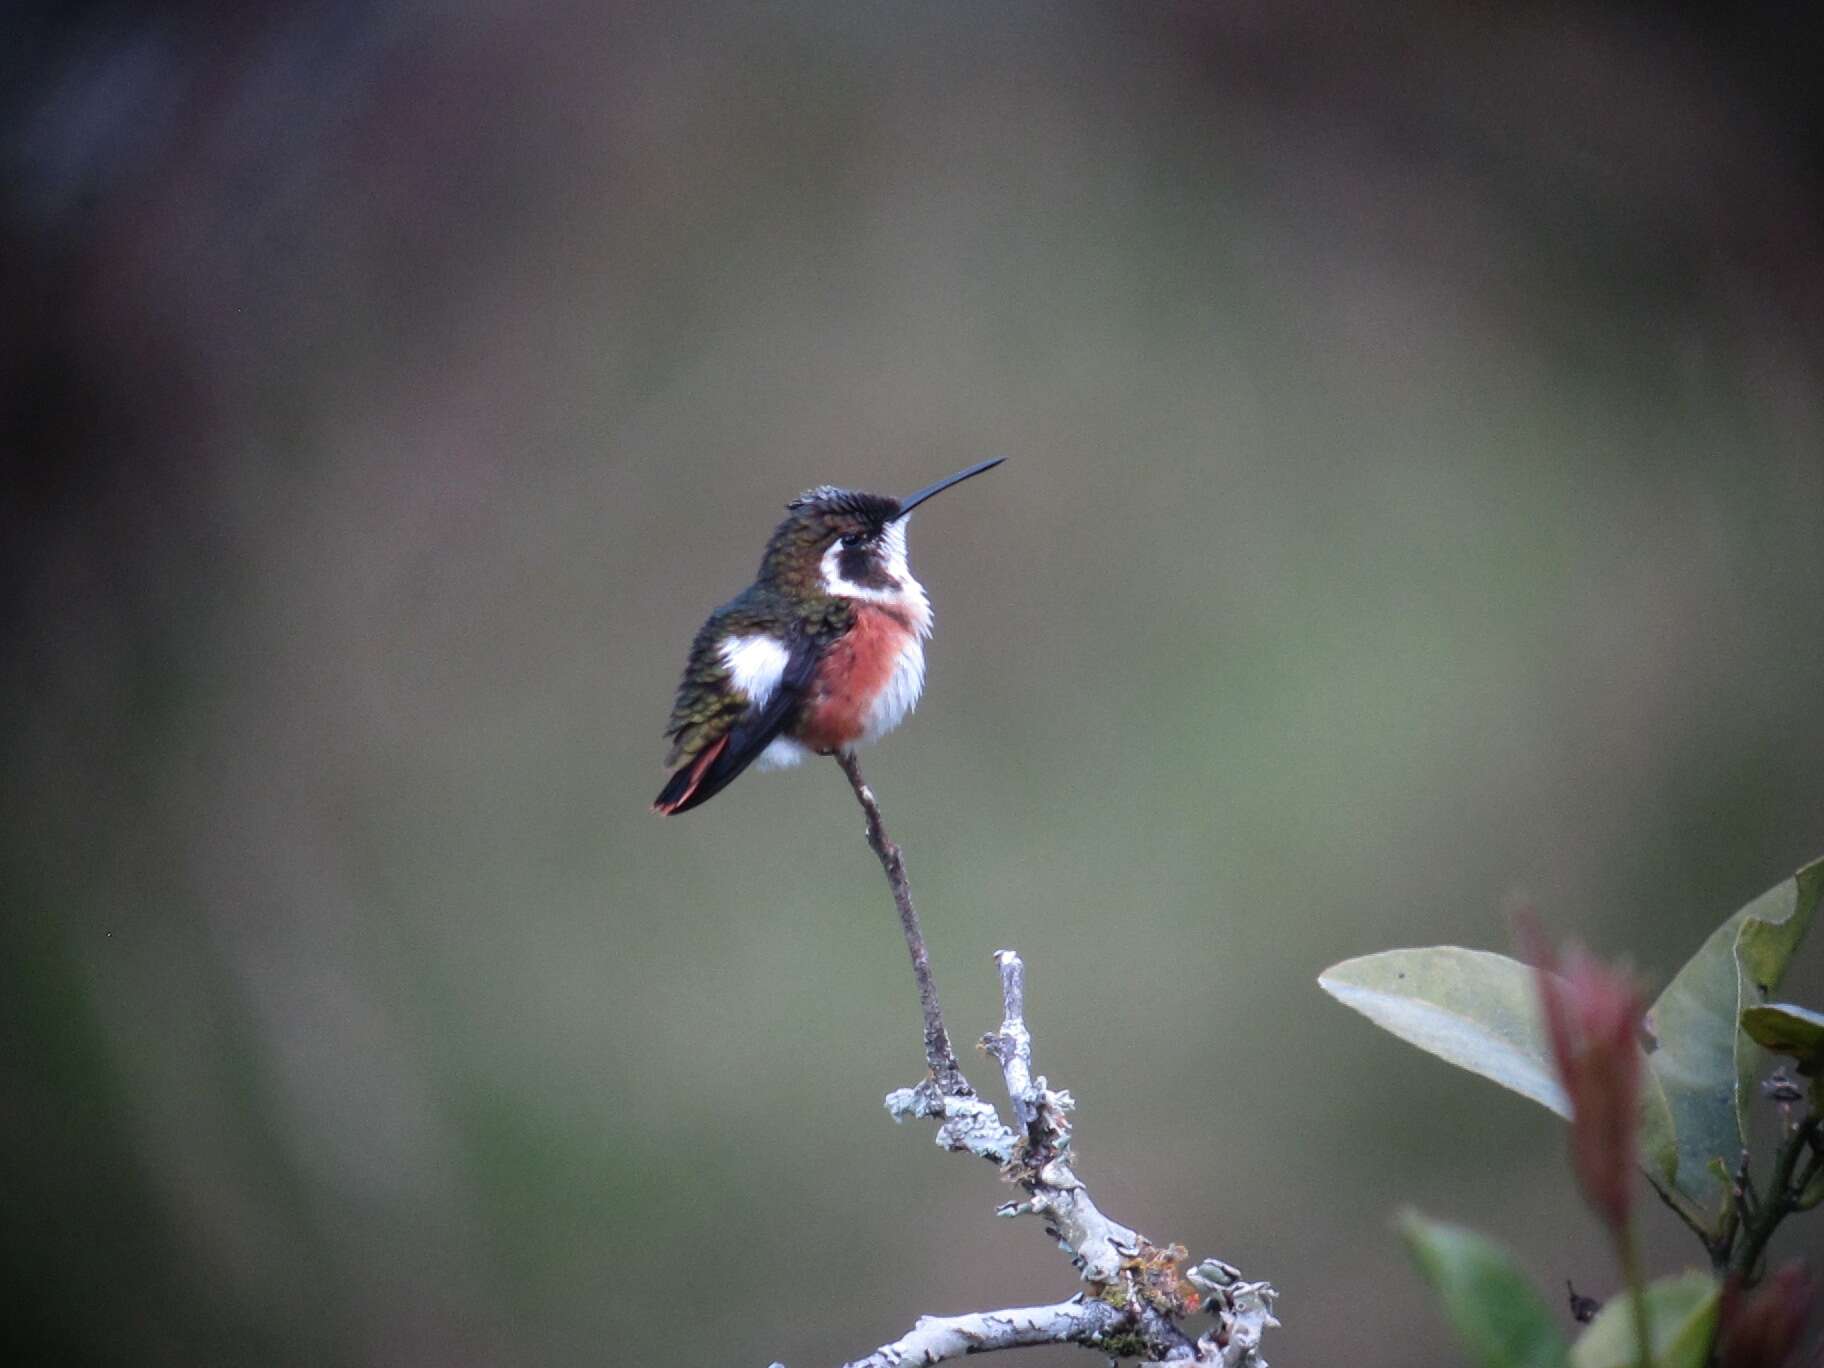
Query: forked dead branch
770,756,1278,1367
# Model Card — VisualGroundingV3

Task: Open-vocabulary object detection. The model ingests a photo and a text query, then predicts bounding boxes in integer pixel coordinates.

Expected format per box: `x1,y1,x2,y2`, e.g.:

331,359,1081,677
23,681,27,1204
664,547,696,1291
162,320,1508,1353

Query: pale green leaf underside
1319,947,1676,1183
1323,948,1568,1113
1740,1002,1824,1068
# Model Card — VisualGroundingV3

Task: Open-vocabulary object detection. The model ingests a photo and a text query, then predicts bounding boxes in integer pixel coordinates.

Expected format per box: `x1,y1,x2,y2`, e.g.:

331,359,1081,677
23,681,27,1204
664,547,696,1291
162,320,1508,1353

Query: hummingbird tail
652,735,730,815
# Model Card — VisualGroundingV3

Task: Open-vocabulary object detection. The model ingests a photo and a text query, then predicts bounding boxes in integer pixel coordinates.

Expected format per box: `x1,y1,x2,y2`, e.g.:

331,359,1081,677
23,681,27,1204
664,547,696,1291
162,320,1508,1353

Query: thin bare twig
800,761,1278,1366
835,751,968,1094
876,951,1279,1366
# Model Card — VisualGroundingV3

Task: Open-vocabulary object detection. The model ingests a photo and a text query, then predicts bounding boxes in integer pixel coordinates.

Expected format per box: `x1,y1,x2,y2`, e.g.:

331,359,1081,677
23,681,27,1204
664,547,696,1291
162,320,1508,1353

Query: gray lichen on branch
886,948,1144,1286
833,1298,1125,1367
796,754,1276,1367
881,949,1277,1365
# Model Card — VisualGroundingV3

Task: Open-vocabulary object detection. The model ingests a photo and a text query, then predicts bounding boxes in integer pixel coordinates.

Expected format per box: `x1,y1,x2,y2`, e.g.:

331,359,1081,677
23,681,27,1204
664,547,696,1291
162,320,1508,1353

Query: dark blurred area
5,3,1824,1365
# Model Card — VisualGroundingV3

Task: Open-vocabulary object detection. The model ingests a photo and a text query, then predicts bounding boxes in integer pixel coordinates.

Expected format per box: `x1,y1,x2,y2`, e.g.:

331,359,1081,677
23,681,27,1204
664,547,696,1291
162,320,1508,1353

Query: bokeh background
5,3,1824,1365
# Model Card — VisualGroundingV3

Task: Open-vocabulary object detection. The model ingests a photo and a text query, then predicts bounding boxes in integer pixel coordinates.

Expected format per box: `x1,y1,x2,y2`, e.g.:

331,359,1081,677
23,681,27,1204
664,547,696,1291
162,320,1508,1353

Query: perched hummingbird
653,458,1004,815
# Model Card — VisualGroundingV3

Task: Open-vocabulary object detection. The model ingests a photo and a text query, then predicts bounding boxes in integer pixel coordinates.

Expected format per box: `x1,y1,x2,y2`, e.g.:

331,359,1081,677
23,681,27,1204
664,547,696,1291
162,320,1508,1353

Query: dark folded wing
652,635,816,815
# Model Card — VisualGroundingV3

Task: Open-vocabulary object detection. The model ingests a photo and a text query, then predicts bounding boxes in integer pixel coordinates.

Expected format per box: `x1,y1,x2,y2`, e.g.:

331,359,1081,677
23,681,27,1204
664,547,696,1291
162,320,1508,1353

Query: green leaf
1739,1002,1824,1074
1319,948,1677,1183
1568,1271,1718,1368
1399,1211,1569,1368
1646,859,1823,1211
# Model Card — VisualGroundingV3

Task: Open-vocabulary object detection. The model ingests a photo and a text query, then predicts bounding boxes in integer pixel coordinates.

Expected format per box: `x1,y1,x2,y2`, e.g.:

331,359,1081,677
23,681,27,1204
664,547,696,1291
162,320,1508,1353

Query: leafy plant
1323,858,1824,1367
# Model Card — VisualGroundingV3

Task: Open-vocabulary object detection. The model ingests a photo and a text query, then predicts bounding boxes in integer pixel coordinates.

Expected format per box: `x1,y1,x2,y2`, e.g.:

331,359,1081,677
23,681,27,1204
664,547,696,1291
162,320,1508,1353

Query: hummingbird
653,457,1004,815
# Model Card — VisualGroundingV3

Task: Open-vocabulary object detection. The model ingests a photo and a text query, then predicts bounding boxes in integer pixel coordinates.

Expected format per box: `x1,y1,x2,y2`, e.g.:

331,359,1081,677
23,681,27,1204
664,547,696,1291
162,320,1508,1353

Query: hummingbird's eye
839,532,867,549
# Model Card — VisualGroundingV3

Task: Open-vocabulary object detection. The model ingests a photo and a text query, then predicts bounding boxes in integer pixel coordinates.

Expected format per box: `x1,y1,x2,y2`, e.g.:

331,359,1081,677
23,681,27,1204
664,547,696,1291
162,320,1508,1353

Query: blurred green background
5,3,1823,1365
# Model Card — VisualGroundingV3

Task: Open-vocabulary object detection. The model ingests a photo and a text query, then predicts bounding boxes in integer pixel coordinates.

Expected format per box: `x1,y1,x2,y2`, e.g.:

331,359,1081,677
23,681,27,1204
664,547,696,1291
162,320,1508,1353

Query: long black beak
896,457,1006,518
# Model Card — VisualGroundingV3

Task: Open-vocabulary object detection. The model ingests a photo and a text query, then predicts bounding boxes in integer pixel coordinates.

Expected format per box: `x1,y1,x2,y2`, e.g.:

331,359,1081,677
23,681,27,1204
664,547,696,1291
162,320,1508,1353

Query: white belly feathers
862,631,926,743
718,634,808,769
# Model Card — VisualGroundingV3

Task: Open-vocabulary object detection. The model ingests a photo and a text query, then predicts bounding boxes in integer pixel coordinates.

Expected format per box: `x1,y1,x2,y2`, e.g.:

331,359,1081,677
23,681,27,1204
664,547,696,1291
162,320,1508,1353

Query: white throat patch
818,520,932,635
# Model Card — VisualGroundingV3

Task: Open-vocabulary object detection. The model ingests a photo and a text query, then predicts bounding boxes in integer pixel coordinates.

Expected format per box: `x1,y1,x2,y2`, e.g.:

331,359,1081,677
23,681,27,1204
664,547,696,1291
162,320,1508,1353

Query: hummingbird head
758,458,1004,605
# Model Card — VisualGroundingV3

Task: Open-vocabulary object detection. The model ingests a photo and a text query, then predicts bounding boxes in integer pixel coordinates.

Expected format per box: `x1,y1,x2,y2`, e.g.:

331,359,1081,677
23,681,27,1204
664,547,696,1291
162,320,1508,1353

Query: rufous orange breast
794,604,916,753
